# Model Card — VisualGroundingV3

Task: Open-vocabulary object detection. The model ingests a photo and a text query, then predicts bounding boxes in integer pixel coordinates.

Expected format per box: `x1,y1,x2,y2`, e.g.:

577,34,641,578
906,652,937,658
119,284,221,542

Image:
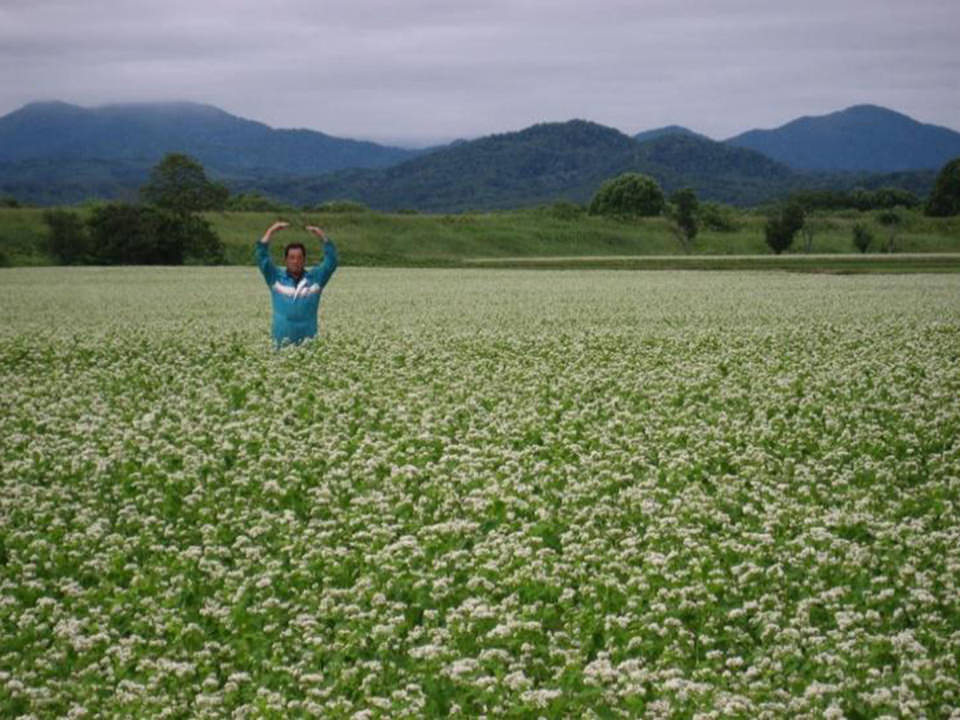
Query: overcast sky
1,0,958,147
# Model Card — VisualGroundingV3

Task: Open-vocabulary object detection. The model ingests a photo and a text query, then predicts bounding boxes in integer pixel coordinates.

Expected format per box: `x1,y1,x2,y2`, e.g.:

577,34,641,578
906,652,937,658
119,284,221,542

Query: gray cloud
1,0,958,146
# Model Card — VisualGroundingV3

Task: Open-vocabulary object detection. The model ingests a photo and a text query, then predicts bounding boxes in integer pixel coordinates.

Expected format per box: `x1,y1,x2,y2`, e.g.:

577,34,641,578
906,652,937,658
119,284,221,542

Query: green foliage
140,153,229,213
224,193,292,213
589,173,665,218
852,223,874,253
925,157,960,217
87,204,183,264
668,188,699,252
2,267,960,716
549,201,586,221
180,213,226,264
876,209,904,252
43,209,92,264
86,204,224,265
791,187,921,212
1,196,21,208
799,218,824,253
698,202,741,232
5,206,960,269
764,203,805,255
306,200,371,213
869,187,922,210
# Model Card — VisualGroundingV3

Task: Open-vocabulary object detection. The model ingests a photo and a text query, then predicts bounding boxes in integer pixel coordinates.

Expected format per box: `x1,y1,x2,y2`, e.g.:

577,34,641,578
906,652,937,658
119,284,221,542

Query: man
256,221,338,346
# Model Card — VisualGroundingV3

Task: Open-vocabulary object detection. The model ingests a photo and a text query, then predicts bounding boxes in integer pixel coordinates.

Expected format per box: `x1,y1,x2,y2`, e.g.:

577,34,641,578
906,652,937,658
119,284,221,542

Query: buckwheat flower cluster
1,267,958,716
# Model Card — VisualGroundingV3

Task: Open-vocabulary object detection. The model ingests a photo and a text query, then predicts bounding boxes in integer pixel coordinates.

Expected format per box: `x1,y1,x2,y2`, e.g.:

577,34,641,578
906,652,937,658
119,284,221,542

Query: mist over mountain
725,105,960,172
0,100,952,208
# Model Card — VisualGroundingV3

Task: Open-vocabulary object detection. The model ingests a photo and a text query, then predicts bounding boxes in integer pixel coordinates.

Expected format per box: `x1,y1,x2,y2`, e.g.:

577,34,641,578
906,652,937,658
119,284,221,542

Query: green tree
179,213,226,264
925,157,960,217
86,204,225,265
799,217,824,253
88,204,184,264
44,209,93,264
589,173,664,218
668,187,699,253
140,153,229,213
764,202,804,255
699,202,740,232
871,187,920,210
876,209,903,252
852,223,874,253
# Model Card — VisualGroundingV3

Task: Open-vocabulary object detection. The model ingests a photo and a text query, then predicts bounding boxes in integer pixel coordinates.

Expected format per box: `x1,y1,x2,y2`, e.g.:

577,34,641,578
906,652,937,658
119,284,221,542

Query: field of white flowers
1,266,959,719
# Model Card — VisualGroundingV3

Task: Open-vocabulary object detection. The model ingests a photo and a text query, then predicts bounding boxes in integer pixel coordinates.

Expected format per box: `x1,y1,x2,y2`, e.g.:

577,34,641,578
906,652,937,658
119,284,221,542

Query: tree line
585,156,960,254
34,153,960,264
43,154,228,265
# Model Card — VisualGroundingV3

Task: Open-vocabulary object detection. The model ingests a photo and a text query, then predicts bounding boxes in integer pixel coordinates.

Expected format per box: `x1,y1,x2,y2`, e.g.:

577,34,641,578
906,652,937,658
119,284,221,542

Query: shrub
88,204,183,264
699,203,740,232
44,209,93,264
668,188,699,253
876,210,905,253
764,203,805,255
86,204,224,265
852,223,874,253
550,201,585,221
589,173,665,218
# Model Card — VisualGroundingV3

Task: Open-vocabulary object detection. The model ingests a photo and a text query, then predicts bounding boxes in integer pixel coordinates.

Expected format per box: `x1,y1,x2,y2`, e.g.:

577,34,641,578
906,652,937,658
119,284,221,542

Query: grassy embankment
2,206,960,272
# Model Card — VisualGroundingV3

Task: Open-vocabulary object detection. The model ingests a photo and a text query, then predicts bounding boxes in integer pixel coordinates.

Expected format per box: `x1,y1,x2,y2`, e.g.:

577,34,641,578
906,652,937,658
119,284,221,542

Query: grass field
3,206,960,270
1,267,959,717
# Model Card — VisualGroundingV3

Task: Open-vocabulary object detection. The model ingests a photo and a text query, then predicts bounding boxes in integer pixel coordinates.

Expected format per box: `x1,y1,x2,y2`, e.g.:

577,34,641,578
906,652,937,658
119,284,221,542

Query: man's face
285,247,305,279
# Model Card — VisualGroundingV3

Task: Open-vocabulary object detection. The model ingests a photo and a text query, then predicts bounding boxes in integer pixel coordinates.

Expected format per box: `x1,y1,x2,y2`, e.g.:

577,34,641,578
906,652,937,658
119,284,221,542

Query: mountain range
726,105,960,172
248,121,799,211
0,101,957,209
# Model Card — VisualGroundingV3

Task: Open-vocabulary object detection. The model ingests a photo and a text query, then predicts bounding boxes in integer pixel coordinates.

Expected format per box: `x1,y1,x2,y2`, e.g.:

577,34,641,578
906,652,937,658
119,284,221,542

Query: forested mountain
255,120,643,210
725,105,960,172
0,101,420,189
0,101,949,208
248,120,801,210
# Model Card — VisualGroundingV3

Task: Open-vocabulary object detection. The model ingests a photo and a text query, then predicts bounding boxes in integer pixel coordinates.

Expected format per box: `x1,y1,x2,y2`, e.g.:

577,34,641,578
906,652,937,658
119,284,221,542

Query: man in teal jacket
256,221,338,346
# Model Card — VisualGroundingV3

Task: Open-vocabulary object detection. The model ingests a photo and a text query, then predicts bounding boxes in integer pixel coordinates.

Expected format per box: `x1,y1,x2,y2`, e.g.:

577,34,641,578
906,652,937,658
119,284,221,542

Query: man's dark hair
284,242,307,259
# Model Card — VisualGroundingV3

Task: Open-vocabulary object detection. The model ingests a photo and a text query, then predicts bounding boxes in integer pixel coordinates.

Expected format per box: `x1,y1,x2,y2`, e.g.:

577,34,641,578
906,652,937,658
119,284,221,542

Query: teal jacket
256,239,338,345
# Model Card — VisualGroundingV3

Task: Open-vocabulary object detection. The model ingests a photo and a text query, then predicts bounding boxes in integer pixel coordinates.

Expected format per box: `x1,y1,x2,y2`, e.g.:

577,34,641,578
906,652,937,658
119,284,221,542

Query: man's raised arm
305,225,339,287
256,221,289,285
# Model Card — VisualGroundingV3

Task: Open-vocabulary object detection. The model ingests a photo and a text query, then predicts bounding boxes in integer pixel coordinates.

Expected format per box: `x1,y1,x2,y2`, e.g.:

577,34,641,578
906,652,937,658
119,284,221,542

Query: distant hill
0,101,420,196
0,100,947,208
252,120,639,211
633,126,710,143
725,105,960,172
633,133,796,205
251,121,800,210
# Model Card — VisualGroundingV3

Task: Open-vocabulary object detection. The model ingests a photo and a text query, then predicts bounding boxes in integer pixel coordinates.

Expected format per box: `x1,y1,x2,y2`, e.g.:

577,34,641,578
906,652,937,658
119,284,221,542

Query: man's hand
261,221,290,244
305,225,328,242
